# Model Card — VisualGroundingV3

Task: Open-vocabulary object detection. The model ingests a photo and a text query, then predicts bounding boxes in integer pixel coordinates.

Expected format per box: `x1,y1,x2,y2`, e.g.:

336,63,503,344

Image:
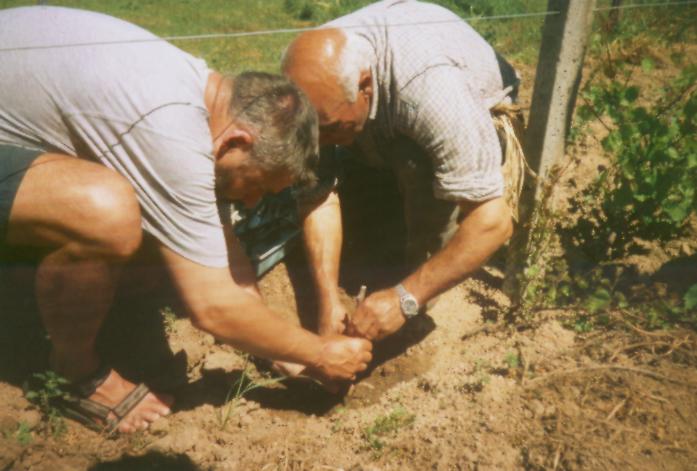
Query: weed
160,306,177,334
330,406,347,433
12,422,32,446
363,406,415,454
24,371,69,438
504,352,520,369
474,358,492,386
218,356,283,429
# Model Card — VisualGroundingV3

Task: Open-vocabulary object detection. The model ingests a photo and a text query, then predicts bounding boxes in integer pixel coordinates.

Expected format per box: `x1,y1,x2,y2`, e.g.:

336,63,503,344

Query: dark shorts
0,145,42,243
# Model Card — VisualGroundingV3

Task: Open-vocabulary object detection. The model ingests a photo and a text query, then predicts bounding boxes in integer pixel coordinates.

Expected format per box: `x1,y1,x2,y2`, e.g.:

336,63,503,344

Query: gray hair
229,71,319,190
335,31,373,102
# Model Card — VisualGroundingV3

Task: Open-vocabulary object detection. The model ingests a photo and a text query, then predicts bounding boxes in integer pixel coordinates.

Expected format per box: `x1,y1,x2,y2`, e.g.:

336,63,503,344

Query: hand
347,288,405,341
318,296,349,336
308,335,372,381
272,359,345,394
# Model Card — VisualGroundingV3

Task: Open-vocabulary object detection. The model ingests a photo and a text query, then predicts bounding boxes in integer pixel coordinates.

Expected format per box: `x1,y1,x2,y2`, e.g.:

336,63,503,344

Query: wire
2,0,695,54
594,0,697,12
0,11,562,53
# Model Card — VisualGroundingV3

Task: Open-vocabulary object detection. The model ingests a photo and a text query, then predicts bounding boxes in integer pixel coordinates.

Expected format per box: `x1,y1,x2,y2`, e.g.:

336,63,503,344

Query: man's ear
217,128,254,159
358,69,372,101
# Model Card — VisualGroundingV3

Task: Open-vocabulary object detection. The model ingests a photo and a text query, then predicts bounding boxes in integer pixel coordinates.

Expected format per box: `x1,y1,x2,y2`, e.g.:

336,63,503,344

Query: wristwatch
396,283,419,318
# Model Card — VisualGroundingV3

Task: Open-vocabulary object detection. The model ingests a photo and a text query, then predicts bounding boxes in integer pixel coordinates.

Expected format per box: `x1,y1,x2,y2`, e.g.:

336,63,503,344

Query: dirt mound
2,259,696,470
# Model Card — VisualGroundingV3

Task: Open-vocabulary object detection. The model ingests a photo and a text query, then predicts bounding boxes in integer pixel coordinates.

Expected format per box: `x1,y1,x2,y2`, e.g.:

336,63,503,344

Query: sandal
58,365,154,435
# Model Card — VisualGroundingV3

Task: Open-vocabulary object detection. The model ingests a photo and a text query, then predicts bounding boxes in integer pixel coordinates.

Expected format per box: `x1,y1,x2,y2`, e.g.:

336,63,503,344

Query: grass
1,0,693,72
218,355,283,429
363,406,415,454
160,306,178,334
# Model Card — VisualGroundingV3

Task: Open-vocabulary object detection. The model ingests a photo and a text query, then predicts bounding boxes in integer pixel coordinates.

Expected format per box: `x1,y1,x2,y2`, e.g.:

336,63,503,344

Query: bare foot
89,370,173,433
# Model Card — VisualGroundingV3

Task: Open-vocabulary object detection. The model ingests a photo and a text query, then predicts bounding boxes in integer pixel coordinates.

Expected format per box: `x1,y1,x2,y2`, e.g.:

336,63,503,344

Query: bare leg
7,154,171,432
37,251,119,381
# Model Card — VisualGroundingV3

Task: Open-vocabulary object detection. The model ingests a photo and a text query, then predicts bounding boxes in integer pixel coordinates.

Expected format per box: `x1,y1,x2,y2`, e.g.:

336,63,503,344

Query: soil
1,50,696,471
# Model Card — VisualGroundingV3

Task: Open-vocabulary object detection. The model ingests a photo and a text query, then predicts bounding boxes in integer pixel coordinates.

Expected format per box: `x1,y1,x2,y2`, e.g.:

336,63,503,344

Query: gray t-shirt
0,6,229,267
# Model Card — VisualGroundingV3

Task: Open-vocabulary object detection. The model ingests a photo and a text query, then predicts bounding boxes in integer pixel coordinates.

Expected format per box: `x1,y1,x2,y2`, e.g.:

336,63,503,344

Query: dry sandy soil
1,51,696,471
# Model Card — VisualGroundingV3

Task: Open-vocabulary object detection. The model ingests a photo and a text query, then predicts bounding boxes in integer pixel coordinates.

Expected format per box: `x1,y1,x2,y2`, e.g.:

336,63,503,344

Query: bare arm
350,197,513,340
157,243,372,379
299,190,347,335
403,197,513,304
224,228,261,300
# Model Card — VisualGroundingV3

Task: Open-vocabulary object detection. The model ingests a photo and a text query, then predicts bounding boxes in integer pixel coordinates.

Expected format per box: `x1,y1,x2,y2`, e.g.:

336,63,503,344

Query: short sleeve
395,66,504,202
89,103,229,268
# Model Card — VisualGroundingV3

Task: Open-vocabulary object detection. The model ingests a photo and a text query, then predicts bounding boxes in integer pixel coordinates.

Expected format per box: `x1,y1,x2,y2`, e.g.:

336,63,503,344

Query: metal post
503,0,597,304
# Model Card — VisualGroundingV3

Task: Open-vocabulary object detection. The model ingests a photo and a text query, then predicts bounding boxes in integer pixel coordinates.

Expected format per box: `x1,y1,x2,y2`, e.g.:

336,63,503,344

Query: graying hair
335,31,373,102
229,71,319,190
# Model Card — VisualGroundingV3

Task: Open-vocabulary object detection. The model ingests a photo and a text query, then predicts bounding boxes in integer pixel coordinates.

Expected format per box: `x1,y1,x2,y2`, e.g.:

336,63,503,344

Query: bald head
283,28,348,102
283,28,374,145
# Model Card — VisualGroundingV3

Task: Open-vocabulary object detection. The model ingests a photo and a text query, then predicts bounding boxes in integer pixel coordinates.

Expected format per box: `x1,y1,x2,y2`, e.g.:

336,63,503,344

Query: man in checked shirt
283,0,522,341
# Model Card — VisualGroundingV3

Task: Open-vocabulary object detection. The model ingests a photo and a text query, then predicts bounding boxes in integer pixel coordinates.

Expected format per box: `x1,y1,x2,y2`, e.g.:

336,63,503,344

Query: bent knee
76,175,142,260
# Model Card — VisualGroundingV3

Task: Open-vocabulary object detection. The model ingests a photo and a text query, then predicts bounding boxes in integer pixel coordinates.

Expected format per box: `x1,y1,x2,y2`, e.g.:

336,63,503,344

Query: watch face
403,298,419,317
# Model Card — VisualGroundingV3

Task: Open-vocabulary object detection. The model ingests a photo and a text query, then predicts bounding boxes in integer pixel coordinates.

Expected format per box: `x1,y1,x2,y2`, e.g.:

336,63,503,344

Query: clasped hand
346,287,405,341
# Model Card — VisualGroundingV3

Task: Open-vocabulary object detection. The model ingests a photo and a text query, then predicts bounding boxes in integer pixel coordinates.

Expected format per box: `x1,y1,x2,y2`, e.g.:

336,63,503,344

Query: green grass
363,406,415,453
2,0,693,73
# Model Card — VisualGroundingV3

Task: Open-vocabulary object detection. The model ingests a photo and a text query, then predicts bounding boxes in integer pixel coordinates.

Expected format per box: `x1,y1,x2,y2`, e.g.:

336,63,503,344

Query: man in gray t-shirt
0,6,371,433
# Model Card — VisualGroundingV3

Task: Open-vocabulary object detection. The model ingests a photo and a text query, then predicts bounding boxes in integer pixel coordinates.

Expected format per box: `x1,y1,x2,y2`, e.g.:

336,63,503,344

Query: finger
352,319,371,338
356,362,368,372
361,351,373,363
364,324,380,341
358,338,373,350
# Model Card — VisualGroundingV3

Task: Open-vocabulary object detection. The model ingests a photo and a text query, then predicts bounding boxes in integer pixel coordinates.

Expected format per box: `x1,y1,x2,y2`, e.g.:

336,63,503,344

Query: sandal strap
60,382,153,434
112,383,151,420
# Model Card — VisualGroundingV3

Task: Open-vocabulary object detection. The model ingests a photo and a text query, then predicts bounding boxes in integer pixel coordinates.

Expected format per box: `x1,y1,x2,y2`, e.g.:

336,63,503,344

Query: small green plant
330,406,347,433
160,306,177,334
25,371,70,437
363,406,415,453
218,356,283,429
504,352,520,369
12,421,33,446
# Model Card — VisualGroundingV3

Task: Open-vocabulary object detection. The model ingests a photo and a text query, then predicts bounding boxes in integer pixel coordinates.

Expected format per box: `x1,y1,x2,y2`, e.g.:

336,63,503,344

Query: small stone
203,334,216,346
169,428,202,452
238,415,253,427
530,400,545,418
202,350,238,373
149,417,170,435
543,404,557,418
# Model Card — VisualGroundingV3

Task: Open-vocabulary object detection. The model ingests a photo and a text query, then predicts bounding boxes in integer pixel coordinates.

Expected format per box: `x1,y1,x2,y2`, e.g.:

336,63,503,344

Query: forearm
300,191,343,309
224,225,261,299
195,293,324,366
402,197,513,305
159,245,323,367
